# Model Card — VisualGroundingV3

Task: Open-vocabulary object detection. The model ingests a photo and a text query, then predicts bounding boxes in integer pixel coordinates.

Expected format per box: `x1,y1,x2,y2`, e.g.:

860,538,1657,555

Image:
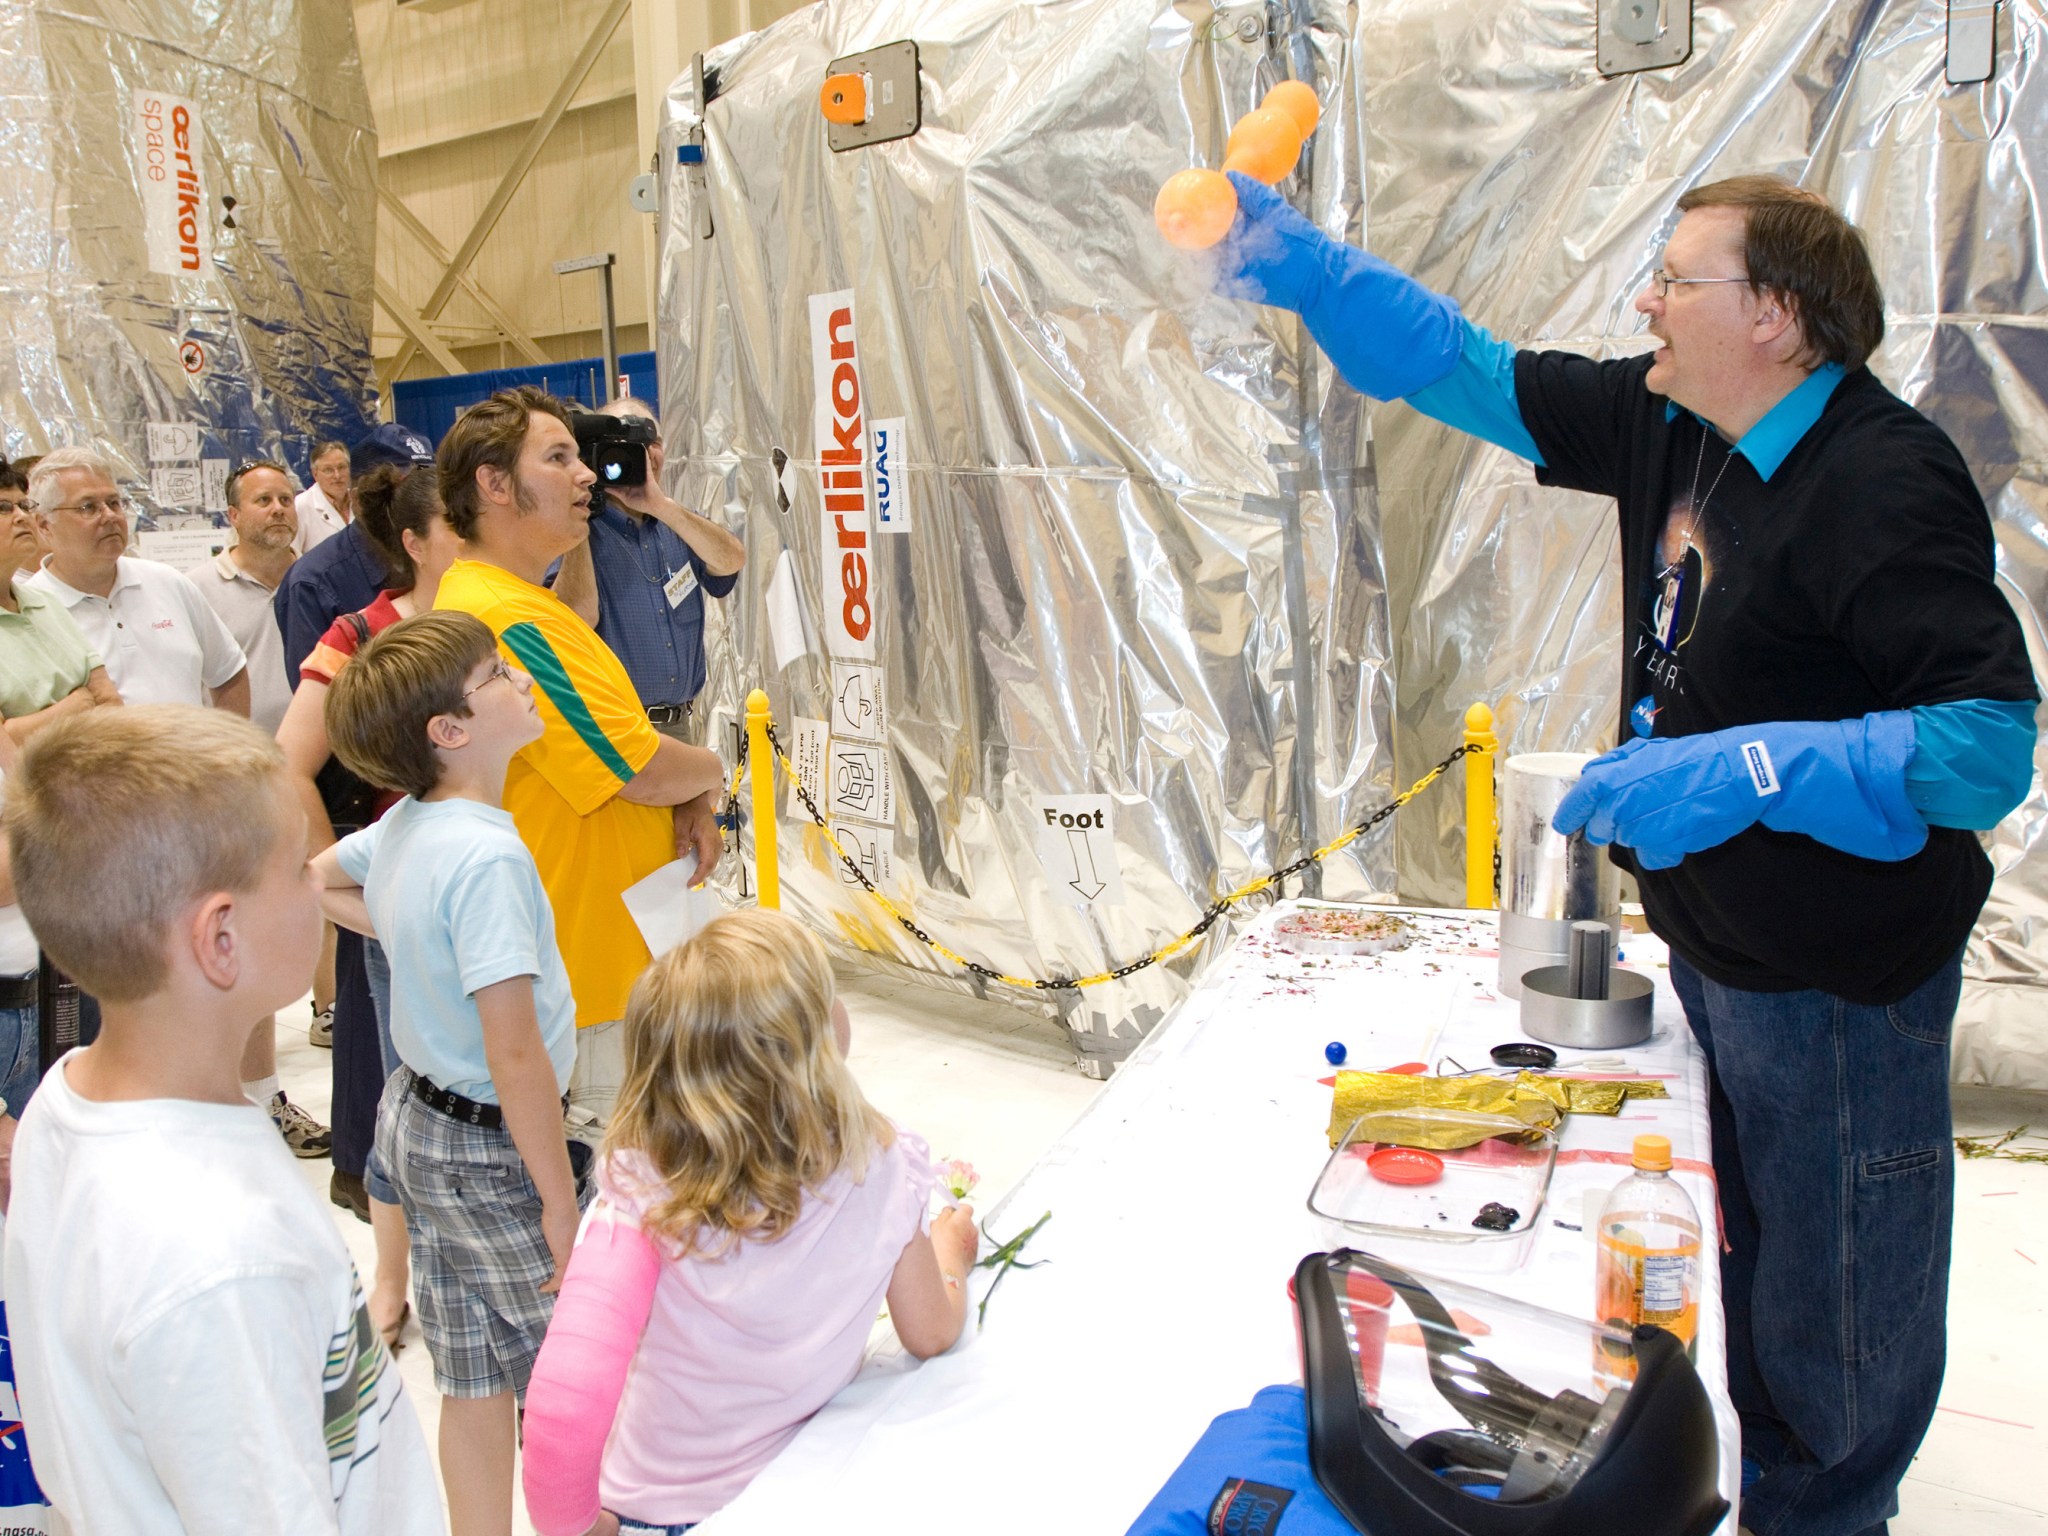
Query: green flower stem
975,1210,1052,1329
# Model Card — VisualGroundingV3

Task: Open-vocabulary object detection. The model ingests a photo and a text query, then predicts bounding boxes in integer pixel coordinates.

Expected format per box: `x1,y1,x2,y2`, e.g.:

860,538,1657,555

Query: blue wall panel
391,350,658,447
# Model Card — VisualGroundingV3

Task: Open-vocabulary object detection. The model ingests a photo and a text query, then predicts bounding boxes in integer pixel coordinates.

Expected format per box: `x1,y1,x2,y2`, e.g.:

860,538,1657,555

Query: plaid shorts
374,1069,585,1399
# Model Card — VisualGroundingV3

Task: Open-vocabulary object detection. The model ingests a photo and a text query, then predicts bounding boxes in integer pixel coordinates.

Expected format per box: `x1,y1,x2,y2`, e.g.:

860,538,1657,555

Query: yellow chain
763,742,1464,992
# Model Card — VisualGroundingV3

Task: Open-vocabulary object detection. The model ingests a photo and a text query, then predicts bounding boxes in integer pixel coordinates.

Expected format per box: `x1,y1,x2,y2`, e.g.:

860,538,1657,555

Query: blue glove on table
1217,173,1463,401
1552,714,1927,869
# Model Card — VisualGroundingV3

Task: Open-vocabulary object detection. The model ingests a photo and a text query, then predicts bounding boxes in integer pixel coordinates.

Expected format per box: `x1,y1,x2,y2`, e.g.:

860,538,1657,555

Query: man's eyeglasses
47,496,128,519
463,657,515,699
1648,270,1751,298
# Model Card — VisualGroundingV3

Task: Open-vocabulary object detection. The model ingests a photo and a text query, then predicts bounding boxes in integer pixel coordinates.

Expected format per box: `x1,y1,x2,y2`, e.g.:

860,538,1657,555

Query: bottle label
1642,1253,1690,1315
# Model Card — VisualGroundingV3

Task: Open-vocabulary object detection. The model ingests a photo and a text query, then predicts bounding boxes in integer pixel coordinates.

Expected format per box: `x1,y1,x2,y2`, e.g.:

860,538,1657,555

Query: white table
700,904,1741,1533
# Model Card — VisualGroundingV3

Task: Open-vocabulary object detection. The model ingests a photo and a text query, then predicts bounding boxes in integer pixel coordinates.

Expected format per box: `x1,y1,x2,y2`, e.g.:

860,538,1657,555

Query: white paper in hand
620,854,718,959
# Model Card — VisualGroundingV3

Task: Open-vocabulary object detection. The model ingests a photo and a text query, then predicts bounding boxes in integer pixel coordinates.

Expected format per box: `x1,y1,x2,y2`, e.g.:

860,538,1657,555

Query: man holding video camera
553,397,744,737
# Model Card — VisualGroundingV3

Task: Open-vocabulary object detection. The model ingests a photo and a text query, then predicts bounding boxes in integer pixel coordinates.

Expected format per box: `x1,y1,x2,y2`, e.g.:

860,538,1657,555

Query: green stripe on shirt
499,620,638,784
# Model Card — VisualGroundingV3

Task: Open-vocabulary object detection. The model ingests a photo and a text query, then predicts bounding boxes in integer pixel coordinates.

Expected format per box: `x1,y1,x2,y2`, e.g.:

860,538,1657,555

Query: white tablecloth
700,904,1741,1534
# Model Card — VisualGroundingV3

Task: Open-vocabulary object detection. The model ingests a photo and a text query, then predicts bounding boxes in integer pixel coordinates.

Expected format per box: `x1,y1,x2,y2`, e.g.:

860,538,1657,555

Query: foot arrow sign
1067,828,1106,901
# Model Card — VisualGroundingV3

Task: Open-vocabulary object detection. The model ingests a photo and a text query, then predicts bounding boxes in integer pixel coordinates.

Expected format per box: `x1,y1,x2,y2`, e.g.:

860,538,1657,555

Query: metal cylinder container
1518,964,1655,1050
1499,753,1620,999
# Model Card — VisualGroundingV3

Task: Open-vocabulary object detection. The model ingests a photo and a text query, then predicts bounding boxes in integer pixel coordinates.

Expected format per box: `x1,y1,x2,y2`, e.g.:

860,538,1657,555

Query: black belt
0,973,35,1010
410,1071,566,1131
647,702,692,724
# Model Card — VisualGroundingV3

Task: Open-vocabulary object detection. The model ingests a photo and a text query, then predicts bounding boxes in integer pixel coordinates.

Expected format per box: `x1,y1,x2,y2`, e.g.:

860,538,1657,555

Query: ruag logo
808,290,874,660
871,416,909,532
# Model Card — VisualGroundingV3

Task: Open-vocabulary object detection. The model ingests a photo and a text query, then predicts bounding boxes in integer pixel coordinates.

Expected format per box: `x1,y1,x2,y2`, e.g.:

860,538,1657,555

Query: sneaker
270,1092,332,1159
308,1005,334,1048
330,1169,370,1223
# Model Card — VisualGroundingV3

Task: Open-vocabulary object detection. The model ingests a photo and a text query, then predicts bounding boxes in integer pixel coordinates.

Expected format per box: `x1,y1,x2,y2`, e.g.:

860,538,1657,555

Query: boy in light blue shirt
312,610,582,1536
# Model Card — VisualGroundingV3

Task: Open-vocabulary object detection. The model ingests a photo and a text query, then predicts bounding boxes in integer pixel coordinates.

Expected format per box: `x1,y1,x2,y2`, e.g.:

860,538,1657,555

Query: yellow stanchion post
745,688,780,910
1463,702,1498,910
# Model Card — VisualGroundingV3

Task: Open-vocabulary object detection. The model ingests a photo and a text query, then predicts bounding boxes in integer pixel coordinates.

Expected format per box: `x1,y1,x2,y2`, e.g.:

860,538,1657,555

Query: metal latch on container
1598,0,1691,77
677,53,712,240
822,40,921,152
1947,0,1997,85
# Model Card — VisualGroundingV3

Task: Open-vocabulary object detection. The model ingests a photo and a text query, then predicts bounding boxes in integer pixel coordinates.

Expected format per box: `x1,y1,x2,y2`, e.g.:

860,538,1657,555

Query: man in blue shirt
273,423,434,679
1215,172,2038,1536
551,398,743,733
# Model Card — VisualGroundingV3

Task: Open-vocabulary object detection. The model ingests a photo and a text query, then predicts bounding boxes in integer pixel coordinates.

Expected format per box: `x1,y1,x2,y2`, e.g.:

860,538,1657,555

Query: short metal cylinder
1518,964,1654,1049
1498,752,1620,997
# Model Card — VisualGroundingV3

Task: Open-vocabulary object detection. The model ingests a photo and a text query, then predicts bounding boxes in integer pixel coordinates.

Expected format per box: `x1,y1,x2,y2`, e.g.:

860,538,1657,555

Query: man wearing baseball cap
272,424,434,682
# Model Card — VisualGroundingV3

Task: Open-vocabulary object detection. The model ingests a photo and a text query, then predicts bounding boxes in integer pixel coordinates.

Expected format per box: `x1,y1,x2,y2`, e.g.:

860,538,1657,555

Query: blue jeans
362,939,401,1206
0,1001,38,1118
1670,951,1959,1536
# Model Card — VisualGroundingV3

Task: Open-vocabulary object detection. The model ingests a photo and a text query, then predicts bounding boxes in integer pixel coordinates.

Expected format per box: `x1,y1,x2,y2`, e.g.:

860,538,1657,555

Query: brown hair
605,910,894,1258
5,707,292,1002
353,464,446,588
225,460,293,507
325,611,498,798
1676,175,1885,372
0,466,25,496
436,385,574,541
311,440,351,467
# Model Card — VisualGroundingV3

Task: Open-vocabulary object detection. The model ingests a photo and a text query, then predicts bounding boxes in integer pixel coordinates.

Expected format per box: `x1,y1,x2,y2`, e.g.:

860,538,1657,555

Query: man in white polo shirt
294,439,352,555
197,461,298,734
23,450,249,715
22,448,329,1160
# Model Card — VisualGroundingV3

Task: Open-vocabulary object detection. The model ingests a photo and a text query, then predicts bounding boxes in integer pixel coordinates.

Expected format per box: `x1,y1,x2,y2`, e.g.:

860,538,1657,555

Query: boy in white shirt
0,705,442,1535
313,611,581,1536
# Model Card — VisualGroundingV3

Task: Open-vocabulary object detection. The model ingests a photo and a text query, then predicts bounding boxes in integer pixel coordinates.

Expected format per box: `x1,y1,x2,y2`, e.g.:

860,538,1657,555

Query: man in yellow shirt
435,387,726,1127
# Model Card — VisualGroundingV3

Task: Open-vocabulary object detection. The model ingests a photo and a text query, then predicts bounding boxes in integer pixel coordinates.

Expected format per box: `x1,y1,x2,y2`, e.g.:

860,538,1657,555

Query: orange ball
1154,167,1240,250
1264,80,1320,141
1220,106,1305,185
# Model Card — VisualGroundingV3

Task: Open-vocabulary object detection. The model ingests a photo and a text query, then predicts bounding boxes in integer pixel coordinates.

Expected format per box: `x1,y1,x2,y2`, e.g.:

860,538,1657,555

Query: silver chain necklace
1678,428,1737,558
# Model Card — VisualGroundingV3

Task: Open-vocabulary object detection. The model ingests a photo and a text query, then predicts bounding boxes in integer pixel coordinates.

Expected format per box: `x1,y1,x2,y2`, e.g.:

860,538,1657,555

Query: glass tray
1308,1107,1559,1247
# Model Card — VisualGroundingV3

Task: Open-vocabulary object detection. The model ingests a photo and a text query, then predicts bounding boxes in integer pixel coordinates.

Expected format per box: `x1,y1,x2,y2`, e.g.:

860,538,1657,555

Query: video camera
568,409,658,512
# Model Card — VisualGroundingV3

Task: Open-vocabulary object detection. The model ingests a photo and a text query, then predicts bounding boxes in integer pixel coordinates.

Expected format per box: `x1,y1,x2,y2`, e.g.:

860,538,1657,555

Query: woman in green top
0,465,121,741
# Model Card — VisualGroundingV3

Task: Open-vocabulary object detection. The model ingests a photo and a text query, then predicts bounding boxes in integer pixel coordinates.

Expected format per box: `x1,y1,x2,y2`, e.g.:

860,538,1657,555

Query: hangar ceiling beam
378,187,550,367
375,277,468,376
385,0,634,382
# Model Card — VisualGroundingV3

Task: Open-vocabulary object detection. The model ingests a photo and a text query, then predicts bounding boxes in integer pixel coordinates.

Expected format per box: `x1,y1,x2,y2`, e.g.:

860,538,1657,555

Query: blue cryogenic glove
1552,714,1927,870
1217,173,1463,401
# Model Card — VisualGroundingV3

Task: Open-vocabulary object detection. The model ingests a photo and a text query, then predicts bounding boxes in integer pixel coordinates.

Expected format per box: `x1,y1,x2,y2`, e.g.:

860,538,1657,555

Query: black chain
764,723,1474,992
720,727,749,837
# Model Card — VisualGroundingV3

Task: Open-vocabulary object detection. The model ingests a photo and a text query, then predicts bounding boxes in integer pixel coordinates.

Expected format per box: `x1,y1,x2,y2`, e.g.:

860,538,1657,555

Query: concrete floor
269,979,2046,1534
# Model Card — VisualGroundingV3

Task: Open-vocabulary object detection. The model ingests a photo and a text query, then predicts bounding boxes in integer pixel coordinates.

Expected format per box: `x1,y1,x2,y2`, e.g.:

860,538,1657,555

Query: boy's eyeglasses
463,658,515,699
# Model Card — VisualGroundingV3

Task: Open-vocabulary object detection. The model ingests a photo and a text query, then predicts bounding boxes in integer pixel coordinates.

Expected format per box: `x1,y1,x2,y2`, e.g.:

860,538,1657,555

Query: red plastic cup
1289,1266,1395,1404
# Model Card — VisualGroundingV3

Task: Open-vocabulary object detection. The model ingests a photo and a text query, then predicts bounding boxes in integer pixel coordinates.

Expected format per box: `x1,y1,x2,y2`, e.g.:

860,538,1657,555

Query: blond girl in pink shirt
520,910,981,1536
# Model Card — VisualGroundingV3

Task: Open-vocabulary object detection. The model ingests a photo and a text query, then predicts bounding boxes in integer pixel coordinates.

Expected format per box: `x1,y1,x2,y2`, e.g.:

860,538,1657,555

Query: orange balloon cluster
1154,81,1321,251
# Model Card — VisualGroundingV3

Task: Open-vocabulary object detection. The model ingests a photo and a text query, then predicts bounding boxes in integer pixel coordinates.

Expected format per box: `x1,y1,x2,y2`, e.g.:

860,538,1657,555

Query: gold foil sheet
1327,1071,1670,1149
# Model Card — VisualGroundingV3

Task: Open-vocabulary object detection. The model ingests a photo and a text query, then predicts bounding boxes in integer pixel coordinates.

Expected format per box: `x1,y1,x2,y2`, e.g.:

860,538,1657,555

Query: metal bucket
1498,753,1620,999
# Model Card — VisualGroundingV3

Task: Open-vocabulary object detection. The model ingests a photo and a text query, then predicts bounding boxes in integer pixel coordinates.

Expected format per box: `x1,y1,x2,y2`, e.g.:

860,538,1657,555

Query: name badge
663,564,700,609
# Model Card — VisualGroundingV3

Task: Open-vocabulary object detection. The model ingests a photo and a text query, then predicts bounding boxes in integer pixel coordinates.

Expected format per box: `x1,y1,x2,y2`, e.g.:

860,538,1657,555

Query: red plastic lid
1366,1146,1445,1186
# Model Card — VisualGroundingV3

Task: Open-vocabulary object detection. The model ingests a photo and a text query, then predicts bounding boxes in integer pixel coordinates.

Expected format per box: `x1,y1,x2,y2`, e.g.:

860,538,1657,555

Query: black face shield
1294,1251,1729,1536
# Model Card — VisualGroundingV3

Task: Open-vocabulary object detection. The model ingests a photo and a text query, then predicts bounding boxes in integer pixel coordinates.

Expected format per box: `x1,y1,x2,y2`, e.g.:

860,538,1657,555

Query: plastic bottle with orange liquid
1593,1134,1702,1384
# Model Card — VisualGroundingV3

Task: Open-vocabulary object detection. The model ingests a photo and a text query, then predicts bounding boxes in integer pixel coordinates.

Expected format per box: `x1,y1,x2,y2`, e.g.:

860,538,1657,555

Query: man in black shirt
1216,173,2038,1534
